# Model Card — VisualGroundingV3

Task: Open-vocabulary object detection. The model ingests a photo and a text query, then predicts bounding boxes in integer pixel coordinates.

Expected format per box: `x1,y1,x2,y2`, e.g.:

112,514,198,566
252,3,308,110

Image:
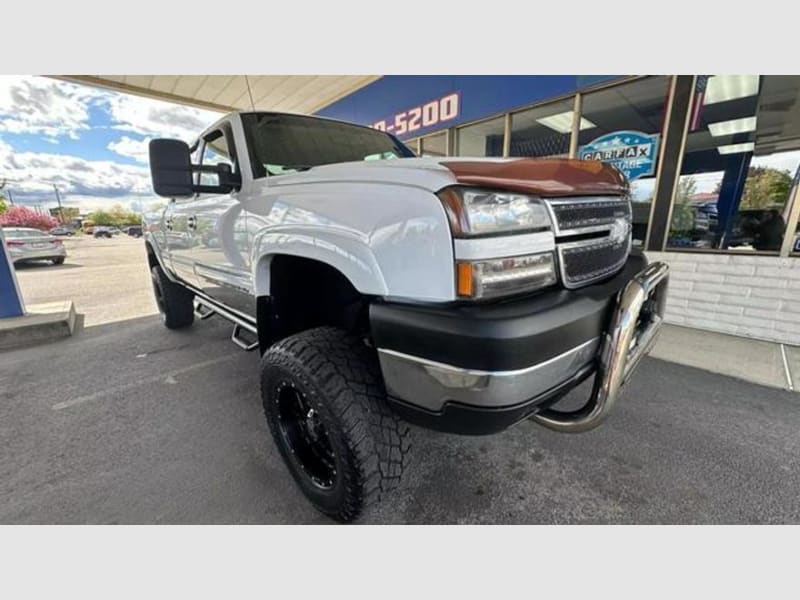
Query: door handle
187,215,197,231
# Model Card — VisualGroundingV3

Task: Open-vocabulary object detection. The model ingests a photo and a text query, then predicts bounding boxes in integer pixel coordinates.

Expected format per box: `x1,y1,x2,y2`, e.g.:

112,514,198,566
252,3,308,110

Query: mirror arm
193,183,233,194
192,165,223,174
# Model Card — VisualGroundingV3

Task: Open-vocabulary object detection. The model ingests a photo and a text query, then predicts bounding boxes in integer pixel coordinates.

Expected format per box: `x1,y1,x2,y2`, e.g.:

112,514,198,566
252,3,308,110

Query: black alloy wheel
274,380,338,490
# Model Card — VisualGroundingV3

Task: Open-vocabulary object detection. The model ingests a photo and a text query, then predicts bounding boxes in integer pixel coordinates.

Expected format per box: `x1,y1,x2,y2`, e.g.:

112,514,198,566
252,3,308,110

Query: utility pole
53,184,65,223
6,190,13,205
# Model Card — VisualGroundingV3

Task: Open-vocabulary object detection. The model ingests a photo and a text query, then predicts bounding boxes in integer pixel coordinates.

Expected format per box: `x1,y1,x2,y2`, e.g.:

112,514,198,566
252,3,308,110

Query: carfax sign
578,130,660,181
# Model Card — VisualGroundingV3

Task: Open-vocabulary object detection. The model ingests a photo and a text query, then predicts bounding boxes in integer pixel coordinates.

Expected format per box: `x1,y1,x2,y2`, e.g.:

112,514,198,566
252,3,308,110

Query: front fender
252,226,388,297
245,182,456,302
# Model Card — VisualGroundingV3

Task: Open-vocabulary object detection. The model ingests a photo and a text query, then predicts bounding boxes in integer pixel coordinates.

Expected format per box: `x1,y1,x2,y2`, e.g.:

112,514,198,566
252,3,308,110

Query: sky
0,76,222,214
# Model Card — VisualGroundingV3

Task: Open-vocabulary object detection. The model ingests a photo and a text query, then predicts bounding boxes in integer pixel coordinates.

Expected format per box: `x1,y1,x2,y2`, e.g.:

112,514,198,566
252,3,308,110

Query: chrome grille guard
530,261,669,433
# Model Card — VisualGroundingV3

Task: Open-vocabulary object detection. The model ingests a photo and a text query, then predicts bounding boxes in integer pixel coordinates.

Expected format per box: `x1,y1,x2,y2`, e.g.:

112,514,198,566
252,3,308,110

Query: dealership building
316,75,800,346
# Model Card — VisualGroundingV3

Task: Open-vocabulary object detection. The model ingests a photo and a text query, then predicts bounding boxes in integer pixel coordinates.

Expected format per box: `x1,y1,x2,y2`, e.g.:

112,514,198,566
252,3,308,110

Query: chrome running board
193,296,259,352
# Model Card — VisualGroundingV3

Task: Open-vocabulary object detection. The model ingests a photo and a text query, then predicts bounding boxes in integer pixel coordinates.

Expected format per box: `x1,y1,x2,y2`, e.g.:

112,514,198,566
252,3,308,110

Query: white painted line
780,344,794,392
52,353,240,411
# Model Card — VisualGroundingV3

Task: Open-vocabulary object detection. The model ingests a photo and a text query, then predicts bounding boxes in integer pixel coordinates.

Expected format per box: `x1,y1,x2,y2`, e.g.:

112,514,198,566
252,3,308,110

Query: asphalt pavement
2,311,799,524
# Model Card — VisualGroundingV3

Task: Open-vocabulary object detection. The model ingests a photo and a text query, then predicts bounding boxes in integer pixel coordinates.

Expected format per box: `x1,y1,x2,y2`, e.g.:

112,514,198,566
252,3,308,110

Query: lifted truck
145,111,669,522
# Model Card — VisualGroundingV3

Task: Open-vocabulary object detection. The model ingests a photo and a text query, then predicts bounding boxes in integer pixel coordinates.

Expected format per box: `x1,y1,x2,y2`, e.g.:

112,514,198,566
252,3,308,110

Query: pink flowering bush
0,206,58,230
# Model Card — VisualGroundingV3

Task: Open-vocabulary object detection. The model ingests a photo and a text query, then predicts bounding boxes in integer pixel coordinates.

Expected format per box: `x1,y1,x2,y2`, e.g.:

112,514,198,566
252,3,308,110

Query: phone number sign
371,92,460,138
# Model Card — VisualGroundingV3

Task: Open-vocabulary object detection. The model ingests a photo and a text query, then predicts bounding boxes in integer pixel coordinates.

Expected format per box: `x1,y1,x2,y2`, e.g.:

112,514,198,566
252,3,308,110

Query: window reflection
421,131,448,157
509,98,574,158
455,117,504,157
580,76,671,247
668,75,800,252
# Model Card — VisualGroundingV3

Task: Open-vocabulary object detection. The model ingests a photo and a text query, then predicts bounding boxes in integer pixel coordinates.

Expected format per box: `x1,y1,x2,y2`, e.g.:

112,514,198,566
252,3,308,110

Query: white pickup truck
145,111,669,522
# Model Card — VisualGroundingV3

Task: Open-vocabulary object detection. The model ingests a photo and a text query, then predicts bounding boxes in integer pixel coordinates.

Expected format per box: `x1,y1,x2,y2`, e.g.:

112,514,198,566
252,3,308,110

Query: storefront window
667,76,800,253
455,116,504,157
785,175,800,255
404,137,420,155
420,131,447,157
580,76,671,247
509,98,574,158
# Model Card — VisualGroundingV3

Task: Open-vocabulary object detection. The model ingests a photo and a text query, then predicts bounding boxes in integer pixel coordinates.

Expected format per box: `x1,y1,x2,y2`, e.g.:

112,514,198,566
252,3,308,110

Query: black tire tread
260,326,410,522
151,265,194,329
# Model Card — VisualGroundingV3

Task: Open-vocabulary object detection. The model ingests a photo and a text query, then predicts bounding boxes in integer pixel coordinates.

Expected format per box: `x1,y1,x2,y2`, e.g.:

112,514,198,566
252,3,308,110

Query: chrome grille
544,196,632,289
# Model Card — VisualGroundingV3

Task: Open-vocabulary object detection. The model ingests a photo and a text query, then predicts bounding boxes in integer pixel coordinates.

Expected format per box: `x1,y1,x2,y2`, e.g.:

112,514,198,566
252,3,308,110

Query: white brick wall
646,251,800,345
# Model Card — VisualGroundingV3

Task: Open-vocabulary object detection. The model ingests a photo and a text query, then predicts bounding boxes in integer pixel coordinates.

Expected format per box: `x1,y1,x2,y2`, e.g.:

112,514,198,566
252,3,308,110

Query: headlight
457,252,557,299
438,187,551,237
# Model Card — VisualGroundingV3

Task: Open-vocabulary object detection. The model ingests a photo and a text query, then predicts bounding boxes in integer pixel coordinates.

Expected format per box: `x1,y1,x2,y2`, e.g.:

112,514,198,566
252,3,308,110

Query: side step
194,297,259,352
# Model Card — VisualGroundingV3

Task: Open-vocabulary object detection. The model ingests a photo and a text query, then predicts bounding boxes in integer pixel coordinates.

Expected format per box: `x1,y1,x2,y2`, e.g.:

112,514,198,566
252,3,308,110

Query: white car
144,111,669,522
2,227,67,266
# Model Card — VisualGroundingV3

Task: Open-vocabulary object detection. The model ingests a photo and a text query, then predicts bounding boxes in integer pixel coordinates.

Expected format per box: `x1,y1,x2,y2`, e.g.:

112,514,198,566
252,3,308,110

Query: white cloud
59,194,165,214
0,75,225,211
102,91,221,141
0,76,107,139
107,135,151,163
0,75,222,142
0,143,151,200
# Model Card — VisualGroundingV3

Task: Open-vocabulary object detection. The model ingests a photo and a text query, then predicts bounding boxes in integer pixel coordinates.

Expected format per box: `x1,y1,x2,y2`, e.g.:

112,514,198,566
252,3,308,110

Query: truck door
186,126,254,317
162,142,203,283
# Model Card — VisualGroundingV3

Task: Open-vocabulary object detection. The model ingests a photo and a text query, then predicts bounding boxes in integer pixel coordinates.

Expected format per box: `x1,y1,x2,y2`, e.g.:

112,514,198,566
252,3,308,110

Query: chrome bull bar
530,261,670,433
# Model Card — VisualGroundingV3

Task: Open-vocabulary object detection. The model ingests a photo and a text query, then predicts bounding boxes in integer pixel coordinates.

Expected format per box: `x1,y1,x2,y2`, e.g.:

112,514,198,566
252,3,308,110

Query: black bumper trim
370,252,647,372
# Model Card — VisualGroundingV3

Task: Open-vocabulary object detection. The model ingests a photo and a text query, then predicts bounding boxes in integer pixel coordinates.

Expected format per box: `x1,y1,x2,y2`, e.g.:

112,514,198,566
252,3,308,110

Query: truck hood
265,156,628,197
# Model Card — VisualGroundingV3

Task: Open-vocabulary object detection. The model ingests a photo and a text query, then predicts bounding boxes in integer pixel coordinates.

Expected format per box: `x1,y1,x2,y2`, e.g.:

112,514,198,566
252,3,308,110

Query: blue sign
578,130,660,181
371,92,461,137
316,75,624,140
0,228,25,318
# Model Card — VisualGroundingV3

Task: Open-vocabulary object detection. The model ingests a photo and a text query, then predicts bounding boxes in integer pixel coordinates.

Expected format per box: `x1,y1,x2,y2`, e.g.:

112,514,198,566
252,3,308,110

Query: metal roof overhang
52,75,380,115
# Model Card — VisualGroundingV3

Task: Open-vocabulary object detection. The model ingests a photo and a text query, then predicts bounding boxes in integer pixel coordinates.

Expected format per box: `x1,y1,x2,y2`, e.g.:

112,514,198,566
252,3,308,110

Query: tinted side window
199,129,235,187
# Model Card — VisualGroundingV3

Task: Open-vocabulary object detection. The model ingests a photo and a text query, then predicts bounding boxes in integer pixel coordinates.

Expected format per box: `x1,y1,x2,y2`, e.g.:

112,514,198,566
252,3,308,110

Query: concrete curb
650,323,798,393
0,301,77,351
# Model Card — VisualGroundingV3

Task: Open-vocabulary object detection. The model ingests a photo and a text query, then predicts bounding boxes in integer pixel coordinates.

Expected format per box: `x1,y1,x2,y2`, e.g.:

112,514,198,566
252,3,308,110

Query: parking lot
2,240,800,524
14,235,157,327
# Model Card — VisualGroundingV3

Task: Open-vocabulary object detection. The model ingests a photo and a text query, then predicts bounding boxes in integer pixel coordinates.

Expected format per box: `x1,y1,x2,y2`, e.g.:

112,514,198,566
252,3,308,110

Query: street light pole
52,184,65,223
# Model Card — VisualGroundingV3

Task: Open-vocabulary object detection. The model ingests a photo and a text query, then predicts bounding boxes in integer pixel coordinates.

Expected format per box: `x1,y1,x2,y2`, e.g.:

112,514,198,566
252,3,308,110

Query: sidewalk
650,324,798,392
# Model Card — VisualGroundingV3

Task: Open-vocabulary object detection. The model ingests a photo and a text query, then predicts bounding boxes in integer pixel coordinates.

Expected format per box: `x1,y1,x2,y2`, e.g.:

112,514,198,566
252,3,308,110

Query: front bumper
371,254,668,435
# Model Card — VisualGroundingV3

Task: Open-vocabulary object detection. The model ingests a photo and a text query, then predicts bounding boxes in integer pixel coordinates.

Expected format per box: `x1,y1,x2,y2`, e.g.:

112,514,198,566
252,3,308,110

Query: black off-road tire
150,265,194,330
52,257,65,265
260,326,411,523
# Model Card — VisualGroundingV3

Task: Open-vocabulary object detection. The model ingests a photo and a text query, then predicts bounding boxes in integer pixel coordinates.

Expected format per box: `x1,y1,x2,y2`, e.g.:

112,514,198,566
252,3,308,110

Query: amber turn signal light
456,262,474,297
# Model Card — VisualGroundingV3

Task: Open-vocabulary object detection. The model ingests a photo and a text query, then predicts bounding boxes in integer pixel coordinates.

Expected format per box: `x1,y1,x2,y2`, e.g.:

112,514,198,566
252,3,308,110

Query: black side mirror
149,139,194,198
149,139,239,198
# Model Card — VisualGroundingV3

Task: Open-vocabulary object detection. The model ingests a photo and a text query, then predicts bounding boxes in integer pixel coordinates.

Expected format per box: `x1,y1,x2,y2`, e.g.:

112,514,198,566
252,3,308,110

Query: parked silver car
2,227,67,265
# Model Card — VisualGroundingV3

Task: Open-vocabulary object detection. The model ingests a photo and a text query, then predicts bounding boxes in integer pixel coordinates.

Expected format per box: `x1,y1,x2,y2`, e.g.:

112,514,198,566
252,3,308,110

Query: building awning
52,75,380,115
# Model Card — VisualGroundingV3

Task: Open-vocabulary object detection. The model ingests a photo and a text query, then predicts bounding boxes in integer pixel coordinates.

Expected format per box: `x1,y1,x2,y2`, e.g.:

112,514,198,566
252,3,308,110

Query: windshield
241,112,415,178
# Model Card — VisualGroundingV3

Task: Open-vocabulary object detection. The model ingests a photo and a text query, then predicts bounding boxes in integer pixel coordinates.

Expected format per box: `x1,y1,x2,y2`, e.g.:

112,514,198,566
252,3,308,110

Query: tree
740,166,792,210
87,209,115,226
87,204,142,227
670,176,698,235
0,194,7,215
0,206,58,230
